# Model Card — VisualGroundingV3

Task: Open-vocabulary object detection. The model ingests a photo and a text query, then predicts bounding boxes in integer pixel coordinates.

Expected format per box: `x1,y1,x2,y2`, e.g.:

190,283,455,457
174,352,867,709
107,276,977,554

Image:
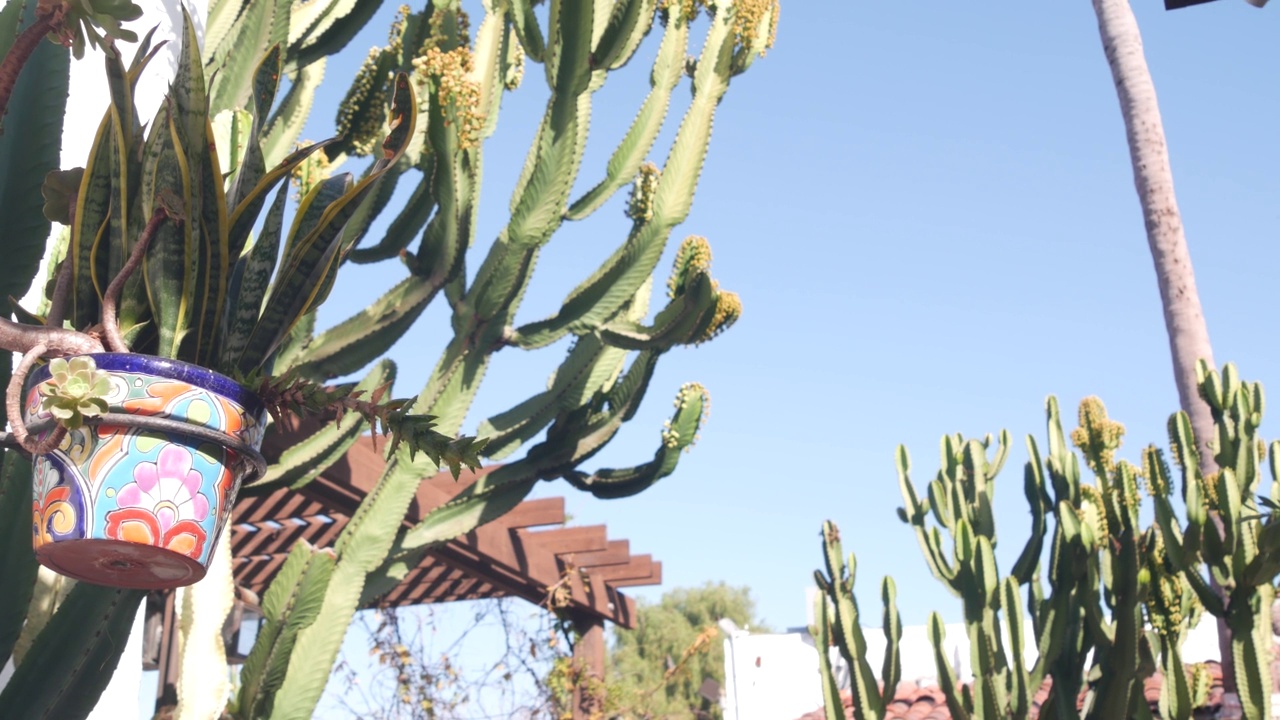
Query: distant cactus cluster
814,362,1280,720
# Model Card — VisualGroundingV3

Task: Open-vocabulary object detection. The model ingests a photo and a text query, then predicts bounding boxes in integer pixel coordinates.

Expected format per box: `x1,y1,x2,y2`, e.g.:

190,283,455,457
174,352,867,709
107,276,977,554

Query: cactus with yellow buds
1148,361,1280,720
816,371,1280,720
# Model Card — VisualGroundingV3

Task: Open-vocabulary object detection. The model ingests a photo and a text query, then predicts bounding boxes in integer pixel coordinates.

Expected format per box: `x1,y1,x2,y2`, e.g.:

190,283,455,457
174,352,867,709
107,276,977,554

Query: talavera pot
24,353,266,589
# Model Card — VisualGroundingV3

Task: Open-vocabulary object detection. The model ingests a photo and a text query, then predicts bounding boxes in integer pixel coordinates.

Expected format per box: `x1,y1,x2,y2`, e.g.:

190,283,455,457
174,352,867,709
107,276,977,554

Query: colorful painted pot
24,353,266,589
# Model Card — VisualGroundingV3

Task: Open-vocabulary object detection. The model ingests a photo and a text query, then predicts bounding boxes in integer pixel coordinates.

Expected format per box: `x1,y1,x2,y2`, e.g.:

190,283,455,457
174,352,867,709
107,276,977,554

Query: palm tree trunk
1090,0,1235,707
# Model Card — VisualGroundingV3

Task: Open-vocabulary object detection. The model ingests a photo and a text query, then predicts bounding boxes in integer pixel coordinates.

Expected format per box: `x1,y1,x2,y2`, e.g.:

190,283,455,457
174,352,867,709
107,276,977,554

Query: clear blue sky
308,0,1280,638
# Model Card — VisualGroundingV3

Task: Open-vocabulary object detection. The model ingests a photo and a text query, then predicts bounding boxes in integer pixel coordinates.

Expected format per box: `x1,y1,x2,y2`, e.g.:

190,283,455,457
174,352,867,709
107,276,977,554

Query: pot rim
26,352,265,417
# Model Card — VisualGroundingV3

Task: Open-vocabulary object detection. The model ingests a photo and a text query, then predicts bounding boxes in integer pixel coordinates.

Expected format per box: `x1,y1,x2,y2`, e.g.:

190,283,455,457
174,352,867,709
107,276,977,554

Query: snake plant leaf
262,59,326,167
250,360,395,490
226,45,284,231
239,74,413,371
287,274,436,381
221,183,288,369
140,103,195,359
0,0,68,313
0,585,145,720
0,454,35,671
227,137,338,260
567,9,685,220
170,10,231,366
237,540,336,720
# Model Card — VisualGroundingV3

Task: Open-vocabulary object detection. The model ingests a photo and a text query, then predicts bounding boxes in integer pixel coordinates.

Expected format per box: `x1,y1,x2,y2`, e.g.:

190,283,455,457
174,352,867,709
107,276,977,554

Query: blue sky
308,0,1280,641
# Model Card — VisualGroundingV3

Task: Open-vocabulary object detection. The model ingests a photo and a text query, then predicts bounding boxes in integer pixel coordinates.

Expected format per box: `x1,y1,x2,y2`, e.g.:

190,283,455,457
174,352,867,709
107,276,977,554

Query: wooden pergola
146,426,662,717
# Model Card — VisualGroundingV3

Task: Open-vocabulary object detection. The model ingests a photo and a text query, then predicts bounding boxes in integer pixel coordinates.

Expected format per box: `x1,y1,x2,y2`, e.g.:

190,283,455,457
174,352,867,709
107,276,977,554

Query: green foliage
816,363,1280,720
0,0,772,717
607,583,766,719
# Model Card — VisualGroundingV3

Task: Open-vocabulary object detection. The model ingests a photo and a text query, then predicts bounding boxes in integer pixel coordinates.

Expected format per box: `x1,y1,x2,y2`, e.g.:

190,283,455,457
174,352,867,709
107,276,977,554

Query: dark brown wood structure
148,431,663,718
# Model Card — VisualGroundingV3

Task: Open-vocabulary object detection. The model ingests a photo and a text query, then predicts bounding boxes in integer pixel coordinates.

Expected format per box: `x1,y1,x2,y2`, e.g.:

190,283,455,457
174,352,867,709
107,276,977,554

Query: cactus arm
0,0,68,312
236,540,336,720
478,335,624,460
203,0,241,59
206,0,286,115
0,453,35,670
809,586,844,720
248,361,394,491
815,523,884,720
286,275,438,381
513,8,734,348
262,60,326,167
1003,577,1033,717
347,159,436,264
1229,587,1273,720
560,381,709,499
1010,436,1049,584
593,0,657,71
0,584,145,720
288,0,384,70
268,457,444,718
566,4,684,220
174,534,236,720
928,613,972,720
505,0,546,63
879,576,902,708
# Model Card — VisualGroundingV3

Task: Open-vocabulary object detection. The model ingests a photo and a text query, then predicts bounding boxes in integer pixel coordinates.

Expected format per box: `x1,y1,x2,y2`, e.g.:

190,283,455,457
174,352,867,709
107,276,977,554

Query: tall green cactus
815,387,1274,720
1149,361,1280,720
0,0,773,717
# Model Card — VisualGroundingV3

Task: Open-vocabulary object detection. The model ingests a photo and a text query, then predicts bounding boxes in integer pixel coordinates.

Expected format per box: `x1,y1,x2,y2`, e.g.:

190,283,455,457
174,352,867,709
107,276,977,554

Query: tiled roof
796,663,1234,720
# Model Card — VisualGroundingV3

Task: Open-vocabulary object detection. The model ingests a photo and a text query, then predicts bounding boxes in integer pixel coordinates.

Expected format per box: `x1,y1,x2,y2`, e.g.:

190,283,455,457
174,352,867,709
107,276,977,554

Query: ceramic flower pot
24,353,266,589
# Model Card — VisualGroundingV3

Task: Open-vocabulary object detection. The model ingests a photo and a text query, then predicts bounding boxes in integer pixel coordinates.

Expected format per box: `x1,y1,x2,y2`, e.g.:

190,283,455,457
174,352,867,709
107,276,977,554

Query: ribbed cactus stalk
811,521,901,720
1149,361,1280,720
223,1,774,716
0,0,773,716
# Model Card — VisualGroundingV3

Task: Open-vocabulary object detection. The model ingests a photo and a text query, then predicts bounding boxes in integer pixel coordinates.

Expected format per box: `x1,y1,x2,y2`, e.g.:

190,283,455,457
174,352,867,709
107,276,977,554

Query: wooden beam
517,526,607,555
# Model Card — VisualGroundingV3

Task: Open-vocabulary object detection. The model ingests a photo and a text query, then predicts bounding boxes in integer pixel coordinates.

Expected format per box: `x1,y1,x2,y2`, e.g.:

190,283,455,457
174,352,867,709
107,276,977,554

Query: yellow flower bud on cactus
336,48,393,157
698,287,741,344
1071,396,1125,475
413,46,485,150
39,356,111,430
667,235,713,298
731,0,780,57
626,162,661,223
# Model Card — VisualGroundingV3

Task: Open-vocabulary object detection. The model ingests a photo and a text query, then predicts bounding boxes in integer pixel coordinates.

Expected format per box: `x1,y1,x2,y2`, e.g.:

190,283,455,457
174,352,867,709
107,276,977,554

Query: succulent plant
37,356,109,429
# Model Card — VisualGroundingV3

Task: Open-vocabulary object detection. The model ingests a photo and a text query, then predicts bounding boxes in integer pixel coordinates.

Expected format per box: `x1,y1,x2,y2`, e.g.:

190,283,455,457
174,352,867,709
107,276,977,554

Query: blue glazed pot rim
26,353,265,416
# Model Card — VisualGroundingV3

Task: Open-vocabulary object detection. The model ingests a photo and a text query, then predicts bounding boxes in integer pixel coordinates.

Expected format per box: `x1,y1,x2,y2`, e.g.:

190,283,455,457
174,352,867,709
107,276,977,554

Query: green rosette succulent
38,356,110,430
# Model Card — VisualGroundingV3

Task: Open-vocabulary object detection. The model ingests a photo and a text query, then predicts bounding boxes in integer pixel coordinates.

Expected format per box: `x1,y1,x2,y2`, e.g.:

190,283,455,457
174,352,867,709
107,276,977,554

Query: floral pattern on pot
23,353,266,589
103,444,212,560
32,456,83,550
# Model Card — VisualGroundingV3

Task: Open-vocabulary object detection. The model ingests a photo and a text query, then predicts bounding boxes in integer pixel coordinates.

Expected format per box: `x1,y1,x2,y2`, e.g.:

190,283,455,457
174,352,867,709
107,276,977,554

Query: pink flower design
106,445,210,558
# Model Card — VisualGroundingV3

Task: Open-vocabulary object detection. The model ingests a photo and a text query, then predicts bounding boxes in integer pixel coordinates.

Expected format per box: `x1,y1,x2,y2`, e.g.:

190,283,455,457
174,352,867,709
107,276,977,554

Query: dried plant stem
6,343,65,454
101,207,169,353
0,12,55,125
